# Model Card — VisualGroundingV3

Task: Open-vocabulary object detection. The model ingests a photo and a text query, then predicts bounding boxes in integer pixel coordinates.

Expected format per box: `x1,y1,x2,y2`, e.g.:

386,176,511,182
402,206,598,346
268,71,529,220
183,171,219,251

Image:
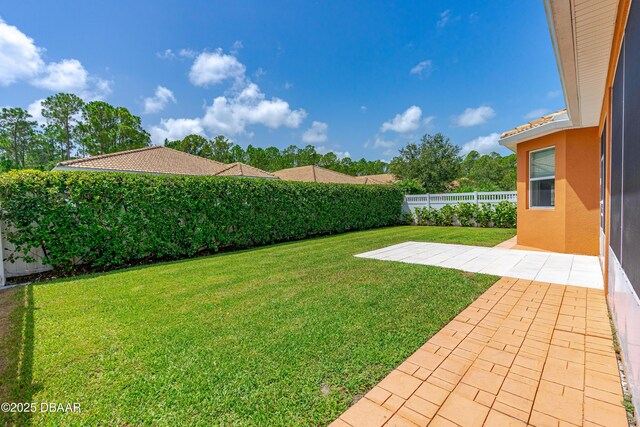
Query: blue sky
0,0,564,161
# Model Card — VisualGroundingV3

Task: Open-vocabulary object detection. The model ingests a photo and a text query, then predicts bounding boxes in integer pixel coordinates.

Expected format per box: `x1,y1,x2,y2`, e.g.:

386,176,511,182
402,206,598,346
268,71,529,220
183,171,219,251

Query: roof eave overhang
544,0,619,128
499,118,573,152
543,0,581,127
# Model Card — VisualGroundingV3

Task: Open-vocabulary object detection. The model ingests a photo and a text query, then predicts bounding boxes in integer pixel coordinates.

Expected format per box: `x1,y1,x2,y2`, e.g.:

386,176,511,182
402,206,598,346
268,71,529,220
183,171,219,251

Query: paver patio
355,242,604,289
331,276,628,426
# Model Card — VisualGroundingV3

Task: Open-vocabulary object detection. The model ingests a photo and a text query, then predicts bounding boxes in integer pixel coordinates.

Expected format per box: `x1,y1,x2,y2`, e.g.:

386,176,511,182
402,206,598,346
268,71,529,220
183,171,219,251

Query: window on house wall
529,147,555,208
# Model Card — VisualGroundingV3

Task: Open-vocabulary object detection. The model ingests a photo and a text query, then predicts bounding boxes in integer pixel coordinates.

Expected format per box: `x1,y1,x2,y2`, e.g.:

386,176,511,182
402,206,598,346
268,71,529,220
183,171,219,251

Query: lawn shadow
0,285,40,426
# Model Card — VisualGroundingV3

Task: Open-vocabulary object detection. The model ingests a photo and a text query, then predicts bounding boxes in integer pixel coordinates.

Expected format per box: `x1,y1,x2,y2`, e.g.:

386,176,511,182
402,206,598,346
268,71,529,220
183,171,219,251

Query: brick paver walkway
331,277,628,427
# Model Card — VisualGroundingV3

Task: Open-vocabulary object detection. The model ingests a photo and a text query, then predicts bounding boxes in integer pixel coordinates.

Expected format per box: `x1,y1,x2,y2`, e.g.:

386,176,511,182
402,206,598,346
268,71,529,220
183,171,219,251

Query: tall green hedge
0,170,403,271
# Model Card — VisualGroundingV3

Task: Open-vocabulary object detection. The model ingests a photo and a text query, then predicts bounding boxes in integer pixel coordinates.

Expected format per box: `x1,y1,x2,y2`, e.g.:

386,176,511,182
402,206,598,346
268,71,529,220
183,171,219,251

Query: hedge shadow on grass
0,285,40,426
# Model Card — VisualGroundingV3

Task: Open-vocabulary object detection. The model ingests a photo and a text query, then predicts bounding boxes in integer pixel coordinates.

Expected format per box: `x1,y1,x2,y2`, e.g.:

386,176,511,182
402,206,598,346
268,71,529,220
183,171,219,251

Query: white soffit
545,0,618,127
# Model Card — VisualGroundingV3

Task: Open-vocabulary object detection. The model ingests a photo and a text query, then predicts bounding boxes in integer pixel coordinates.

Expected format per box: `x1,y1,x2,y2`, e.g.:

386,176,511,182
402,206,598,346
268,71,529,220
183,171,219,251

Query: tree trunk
65,120,71,160
12,121,19,166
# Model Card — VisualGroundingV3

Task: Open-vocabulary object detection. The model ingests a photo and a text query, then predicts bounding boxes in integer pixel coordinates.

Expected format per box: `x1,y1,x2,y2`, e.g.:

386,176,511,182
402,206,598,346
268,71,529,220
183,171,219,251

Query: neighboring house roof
498,109,571,152
55,146,228,176
216,162,278,179
500,109,569,139
273,165,362,184
355,173,398,184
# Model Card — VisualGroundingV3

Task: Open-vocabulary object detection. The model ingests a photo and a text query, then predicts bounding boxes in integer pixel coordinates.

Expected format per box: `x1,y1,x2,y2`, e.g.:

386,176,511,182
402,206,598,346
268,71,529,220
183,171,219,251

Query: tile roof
215,162,277,179
56,146,229,176
500,109,568,139
273,165,362,184
355,173,398,184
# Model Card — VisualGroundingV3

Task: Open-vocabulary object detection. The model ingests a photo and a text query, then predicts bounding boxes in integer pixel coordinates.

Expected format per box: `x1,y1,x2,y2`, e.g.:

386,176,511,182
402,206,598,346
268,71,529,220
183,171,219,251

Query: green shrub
414,207,443,226
493,200,517,228
412,201,516,229
439,205,456,226
456,202,480,227
0,170,404,271
476,203,494,227
400,210,414,225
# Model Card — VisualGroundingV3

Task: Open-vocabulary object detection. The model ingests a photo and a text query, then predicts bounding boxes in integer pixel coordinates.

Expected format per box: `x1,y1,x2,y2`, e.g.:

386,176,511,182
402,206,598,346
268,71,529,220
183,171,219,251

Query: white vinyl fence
403,191,517,214
1,222,51,286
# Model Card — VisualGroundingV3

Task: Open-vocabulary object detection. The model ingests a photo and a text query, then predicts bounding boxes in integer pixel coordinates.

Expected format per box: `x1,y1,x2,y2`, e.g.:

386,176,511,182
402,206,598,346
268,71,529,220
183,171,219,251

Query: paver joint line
334,274,627,427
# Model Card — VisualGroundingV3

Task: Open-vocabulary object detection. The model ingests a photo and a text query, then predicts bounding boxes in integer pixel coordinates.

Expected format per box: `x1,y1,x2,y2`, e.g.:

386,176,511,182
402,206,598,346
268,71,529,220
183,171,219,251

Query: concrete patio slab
355,242,604,289
331,278,627,427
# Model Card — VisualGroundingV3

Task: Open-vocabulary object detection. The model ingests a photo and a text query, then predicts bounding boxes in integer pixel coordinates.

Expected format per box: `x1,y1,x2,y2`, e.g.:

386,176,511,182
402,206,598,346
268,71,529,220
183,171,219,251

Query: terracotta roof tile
500,109,568,139
355,173,398,184
55,146,228,176
215,162,277,179
273,165,362,184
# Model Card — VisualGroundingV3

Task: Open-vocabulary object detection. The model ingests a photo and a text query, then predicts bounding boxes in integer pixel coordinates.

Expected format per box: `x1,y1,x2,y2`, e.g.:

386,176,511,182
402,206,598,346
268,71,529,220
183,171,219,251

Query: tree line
389,133,516,193
1,93,516,192
164,134,388,176
0,93,151,171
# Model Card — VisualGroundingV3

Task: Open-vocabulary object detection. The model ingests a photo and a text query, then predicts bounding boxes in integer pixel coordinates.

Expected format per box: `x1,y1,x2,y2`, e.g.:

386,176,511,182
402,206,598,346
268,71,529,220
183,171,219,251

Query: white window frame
529,146,556,210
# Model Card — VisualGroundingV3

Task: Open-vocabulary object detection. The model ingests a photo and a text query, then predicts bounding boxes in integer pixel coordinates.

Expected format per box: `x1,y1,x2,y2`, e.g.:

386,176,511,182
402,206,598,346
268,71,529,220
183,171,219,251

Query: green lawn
0,226,515,426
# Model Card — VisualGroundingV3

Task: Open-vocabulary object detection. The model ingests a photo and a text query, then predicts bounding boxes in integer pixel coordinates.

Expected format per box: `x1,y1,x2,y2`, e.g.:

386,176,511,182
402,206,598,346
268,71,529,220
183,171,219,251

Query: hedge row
0,170,404,271
408,201,516,228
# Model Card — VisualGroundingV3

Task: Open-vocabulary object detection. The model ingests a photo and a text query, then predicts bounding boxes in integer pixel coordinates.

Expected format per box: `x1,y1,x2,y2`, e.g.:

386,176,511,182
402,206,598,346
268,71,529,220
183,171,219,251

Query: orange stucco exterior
516,127,600,255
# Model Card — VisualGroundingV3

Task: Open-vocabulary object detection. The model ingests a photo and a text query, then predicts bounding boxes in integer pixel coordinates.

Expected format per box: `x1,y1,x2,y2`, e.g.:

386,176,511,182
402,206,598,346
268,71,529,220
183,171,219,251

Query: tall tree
389,133,461,193
458,151,517,191
165,134,212,157
78,101,116,156
41,93,84,161
112,107,151,153
210,135,234,163
0,107,38,168
78,102,150,156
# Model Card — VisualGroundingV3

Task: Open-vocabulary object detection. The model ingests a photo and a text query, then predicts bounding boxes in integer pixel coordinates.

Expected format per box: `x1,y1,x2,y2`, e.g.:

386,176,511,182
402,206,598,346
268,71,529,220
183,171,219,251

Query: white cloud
32,59,87,91
547,90,562,99
423,115,436,127
201,83,306,134
27,99,46,125
152,49,306,140
157,49,176,60
150,118,205,144
360,105,367,112
374,137,396,149
302,121,328,143
150,82,306,142
0,18,43,85
178,49,197,58
437,10,452,28
381,105,423,133
524,108,550,120
189,49,246,86
0,19,110,98
231,40,243,54
316,146,350,159
410,60,432,76
454,105,495,127
459,132,501,156
143,86,177,114
32,58,111,100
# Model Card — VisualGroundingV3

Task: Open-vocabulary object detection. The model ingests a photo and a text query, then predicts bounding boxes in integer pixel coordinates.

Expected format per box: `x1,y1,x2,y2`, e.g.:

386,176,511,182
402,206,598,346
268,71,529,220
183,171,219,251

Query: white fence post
404,191,516,215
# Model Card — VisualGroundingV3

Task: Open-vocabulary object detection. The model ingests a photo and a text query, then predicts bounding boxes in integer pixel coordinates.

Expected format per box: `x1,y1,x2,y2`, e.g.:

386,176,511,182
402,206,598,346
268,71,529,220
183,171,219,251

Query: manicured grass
0,226,515,426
